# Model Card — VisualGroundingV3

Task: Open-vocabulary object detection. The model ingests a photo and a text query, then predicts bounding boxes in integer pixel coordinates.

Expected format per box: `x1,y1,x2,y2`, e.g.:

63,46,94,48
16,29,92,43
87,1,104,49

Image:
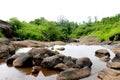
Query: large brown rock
0,20,13,38
107,62,120,69
57,67,91,80
97,68,120,80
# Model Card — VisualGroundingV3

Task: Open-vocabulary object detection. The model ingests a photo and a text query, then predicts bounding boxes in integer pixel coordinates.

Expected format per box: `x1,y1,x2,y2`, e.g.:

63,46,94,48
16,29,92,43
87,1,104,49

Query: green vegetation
0,29,5,37
8,14,120,41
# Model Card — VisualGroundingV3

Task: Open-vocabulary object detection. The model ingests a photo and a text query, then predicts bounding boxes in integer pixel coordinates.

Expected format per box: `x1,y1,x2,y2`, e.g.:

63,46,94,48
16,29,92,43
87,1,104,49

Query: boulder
29,48,55,66
41,54,64,69
0,38,15,59
57,67,91,80
107,62,120,69
13,53,33,67
0,20,13,38
95,49,110,61
97,68,120,80
63,56,77,68
76,57,92,68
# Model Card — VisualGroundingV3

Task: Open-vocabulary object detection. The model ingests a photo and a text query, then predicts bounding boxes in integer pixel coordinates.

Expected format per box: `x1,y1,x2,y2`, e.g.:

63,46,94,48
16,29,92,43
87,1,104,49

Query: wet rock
57,47,65,51
76,57,92,68
13,54,33,67
97,68,120,80
107,62,120,69
95,49,110,61
41,54,64,69
54,63,69,71
6,54,19,64
57,67,91,80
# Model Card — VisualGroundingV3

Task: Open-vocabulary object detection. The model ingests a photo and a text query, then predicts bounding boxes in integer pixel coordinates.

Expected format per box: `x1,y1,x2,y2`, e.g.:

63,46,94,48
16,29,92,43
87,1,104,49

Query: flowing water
0,44,115,80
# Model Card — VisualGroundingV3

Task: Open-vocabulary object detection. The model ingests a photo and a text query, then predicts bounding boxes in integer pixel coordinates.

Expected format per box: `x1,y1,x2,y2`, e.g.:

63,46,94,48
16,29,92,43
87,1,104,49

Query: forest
0,14,120,41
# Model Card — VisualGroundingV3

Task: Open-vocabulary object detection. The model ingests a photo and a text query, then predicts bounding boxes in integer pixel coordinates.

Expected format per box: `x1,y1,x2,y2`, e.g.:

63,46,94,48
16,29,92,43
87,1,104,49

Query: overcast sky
0,0,120,22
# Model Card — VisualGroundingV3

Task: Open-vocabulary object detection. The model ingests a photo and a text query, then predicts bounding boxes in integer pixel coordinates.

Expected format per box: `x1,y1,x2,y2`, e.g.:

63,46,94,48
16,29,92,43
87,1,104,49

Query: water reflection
0,63,59,80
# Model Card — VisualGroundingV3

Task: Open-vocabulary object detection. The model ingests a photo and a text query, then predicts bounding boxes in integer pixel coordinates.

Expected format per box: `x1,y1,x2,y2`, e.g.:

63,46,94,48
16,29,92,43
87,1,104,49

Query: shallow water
0,44,115,80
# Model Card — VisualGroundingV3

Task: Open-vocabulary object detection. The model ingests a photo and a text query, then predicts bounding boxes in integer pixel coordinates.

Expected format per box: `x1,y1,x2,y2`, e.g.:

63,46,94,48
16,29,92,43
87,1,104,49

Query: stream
0,44,115,80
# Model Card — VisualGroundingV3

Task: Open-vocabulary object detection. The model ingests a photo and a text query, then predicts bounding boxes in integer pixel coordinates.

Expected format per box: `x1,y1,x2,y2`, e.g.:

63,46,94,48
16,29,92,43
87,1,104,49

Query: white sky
0,0,120,23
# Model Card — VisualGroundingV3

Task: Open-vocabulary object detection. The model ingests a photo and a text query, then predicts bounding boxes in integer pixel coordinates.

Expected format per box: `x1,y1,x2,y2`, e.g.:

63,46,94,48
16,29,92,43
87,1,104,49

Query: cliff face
0,20,13,38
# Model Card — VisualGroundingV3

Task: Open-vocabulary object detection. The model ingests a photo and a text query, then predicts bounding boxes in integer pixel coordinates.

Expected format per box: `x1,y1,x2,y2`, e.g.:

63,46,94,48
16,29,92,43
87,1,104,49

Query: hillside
1,14,120,41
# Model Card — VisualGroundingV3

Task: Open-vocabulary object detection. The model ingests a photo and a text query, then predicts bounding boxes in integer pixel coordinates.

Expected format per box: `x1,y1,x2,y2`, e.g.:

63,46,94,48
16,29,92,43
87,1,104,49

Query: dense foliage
8,14,120,41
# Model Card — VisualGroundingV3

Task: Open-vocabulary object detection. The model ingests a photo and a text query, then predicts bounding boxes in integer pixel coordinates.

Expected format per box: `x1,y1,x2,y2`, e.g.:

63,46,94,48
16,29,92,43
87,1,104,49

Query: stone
41,55,64,69
13,54,33,67
6,54,19,64
107,62,120,69
95,49,110,62
57,47,65,51
57,67,91,80
97,68,120,80
54,63,69,71
76,57,92,68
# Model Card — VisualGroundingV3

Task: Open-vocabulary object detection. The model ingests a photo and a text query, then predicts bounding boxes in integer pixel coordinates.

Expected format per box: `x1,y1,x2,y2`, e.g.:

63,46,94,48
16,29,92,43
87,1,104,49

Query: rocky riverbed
0,38,120,80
